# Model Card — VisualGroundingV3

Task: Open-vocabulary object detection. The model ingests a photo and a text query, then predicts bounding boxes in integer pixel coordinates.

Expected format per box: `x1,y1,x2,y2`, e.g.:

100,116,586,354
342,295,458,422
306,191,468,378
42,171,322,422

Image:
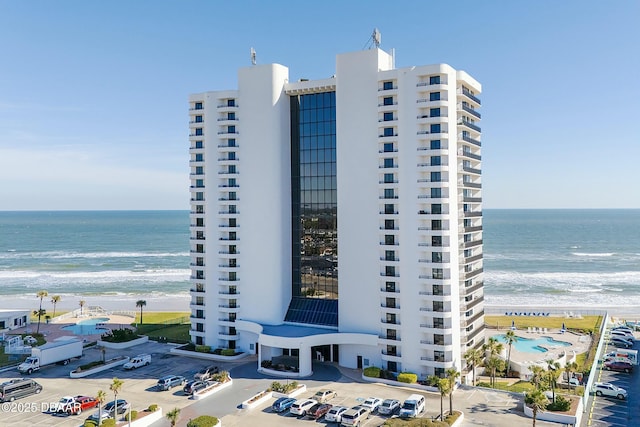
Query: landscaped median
241,381,306,409
192,371,233,401
70,356,130,378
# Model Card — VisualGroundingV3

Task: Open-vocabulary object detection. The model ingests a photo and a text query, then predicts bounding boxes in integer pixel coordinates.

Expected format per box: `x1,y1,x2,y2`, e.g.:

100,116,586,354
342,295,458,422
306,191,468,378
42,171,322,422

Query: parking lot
583,329,640,427
0,340,567,427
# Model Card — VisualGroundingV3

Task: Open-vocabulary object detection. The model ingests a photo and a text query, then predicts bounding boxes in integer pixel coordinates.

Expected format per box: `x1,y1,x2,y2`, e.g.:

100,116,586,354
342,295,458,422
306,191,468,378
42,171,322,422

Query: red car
66,396,99,415
603,361,633,373
305,403,332,420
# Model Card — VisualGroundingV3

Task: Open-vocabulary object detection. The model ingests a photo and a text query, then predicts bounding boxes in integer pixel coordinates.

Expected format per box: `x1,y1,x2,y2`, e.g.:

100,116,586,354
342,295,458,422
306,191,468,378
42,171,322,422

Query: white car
378,398,400,415
612,326,634,334
289,399,317,416
360,397,383,413
592,383,627,400
325,405,348,423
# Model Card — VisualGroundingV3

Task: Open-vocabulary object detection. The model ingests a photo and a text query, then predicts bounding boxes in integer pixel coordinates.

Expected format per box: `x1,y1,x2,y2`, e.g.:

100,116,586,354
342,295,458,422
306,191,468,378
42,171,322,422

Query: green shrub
547,395,571,411
397,372,418,384
261,360,272,368
186,415,219,427
77,360,105,371
363,366,381,378
124,410,138,420
269,381,299,393
100,328,138,343
221,348,235,356
83,420,97,427
195,345,211,353
101,419,116,427
148,403,159,412
210,370,230,383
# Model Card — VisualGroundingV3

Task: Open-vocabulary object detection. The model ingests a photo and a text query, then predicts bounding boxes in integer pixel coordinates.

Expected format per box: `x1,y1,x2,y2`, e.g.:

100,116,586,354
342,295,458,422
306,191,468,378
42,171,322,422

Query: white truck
18,339,83,374
606,348,638,365
123,353,151,370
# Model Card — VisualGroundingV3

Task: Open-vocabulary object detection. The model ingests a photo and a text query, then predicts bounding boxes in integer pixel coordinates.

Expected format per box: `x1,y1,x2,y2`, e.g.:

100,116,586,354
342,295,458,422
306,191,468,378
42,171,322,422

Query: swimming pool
492,335,571,353
62,317,110,335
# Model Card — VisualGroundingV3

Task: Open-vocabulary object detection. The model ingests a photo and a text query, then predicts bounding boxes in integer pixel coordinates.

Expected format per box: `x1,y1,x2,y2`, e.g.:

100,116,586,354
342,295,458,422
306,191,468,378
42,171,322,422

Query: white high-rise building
188,47,484,381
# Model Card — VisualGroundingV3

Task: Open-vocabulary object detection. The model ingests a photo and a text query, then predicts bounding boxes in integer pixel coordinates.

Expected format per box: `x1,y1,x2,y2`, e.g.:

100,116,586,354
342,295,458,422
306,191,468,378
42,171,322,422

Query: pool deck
490,327,591,365
10,313,137,343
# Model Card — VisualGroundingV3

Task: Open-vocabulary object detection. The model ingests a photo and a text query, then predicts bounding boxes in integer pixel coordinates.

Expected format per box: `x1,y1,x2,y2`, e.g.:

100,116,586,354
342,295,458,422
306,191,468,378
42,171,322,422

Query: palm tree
564,361,578,390
110,377,124,419
79,299,86,316
464,347,484,386
446,368,460,416
136,300,147,325
546,359,560,402
436,378,451,421
530,365,546,389
35,290,48,333
50,295,61,318
95,389,107,426
486,356,504,388
524,389,548,427
166,407,181,427
504,330,518,376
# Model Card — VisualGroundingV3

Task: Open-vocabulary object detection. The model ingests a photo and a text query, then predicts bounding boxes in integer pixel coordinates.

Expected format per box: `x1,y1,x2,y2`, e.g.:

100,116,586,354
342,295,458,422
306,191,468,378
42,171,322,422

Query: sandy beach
0,293,191,314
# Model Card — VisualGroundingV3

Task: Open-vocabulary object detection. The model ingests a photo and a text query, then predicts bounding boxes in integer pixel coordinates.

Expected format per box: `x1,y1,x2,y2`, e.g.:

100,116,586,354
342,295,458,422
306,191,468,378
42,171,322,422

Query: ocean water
0,211,190,297
0,209,639,309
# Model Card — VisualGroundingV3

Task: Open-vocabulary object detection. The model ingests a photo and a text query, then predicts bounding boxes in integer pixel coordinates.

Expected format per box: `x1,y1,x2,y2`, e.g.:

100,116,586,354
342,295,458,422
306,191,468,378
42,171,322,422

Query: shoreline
0,293,190,313
1,292,639,321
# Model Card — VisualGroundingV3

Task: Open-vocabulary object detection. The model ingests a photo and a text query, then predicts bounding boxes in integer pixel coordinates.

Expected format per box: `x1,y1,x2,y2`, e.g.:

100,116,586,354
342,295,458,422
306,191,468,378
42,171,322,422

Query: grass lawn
131,312,191,344
485,315,602,333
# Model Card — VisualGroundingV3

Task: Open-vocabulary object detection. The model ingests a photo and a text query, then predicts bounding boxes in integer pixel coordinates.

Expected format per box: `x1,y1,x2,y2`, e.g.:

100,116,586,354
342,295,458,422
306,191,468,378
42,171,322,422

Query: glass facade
286,91,338,326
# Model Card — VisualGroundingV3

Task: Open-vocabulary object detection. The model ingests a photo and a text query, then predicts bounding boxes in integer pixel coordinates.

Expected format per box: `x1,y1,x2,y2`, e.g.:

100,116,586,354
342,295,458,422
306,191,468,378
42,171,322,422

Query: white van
399,394,425,418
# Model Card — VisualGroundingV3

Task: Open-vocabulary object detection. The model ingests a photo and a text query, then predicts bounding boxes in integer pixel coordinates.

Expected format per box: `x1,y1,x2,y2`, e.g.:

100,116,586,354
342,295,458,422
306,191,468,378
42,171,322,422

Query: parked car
360,397,383,413
313,389,337,403
378,398,401,415
325,405,348,423
183,380,209,395
612,326,634,334
123,354,151,370
340,406,369,426
55,395,99,415
592,383,627,400
610,337,633,349
289,399,317,416
306,403,332,419
272,397,297,413
87,399,129,421
157,375,187,391
611,330,635,340
194,365,219,381
603,361,633,373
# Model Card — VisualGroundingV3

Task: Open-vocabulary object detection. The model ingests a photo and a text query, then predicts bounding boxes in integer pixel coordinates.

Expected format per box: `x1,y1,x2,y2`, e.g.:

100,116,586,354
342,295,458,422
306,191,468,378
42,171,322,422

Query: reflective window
383,81,393,90
430,92,441,101
383,112,394,121
429,108,440,117
429,76,441,85
383,96,393,106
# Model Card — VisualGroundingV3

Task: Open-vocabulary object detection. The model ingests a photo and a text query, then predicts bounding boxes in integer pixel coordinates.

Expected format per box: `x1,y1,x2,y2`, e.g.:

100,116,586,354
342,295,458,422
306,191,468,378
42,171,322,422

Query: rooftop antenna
362,28,382,50
250,47,256,65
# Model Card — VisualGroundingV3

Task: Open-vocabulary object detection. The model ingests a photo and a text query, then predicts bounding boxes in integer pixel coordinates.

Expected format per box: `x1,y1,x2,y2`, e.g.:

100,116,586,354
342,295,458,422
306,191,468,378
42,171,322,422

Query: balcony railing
459,120,481,133
461,104,481,119
461,88,481,105
462,134,481,147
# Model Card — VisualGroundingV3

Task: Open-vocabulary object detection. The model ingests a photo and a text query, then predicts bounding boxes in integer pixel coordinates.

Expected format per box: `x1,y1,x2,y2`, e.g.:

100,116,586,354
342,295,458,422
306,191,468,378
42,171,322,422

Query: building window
383,142,394,152
229,192,237,201
434,318,444,329
430,156,441,166
227,99,235,107
432,252,443,263
429,75,441,85
228,125,236,133
229,218,237,227
383,158,394,168
430,140,441,149
383,112,394,121
430,172,441,182
228,165,236,174
228,139,236,147
431,220,442,230
432,268,444,280
384,235,395,245
433,301,444,312
228,205,236,214
431,188,442,198
384,188,395,199
386,313,396,324
196,323,204,332
432,284,443,296
385,266,396,277
195,128,203,136
431,204,442,214
383,81,393,90
430,92,441,101
383,96,393,106
195,115,203,123
432,236,442,247
383,173,394,183
387,361,398,372
229,232,237,241
430,108,440,117
228,152,236,160
195,141,203,149
430,124,441,134
195,102,203,110
385,281,396,292
385,297,396,308
386,329,397,340
385,219,395,230
195,166,203,175
384,204,395,214
195,153,203,162
228,112,236,120
385,250,395,261
383,127,394,137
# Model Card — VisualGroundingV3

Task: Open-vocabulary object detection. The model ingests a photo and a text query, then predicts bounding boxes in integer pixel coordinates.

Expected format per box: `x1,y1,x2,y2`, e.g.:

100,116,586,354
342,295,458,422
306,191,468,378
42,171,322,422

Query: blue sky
1,0,638,210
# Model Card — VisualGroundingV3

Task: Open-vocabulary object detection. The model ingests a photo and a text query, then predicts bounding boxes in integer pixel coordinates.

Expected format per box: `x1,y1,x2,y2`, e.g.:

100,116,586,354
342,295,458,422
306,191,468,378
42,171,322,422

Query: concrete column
298,344,313,377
